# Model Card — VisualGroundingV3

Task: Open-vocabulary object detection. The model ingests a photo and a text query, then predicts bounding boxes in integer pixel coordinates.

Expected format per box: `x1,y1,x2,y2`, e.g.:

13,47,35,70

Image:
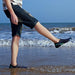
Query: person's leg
11,35,20,66
10,22,22,66
4,10,21,67
34,22,71,48
34,22,60,43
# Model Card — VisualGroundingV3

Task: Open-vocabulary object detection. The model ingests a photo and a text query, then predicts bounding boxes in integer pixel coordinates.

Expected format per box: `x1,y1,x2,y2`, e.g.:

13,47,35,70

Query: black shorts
4,3,38,37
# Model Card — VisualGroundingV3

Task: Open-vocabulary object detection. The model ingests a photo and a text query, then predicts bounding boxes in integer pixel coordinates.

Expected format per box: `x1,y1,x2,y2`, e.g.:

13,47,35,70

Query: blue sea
0,23,75,47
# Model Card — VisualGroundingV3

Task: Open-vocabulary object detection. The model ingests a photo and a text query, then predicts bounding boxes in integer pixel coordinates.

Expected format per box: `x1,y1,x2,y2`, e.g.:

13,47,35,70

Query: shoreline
0,46,75,75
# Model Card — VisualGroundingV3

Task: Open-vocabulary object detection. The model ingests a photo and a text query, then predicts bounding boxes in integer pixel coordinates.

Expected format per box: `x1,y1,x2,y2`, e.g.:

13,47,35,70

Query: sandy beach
0,46,75,75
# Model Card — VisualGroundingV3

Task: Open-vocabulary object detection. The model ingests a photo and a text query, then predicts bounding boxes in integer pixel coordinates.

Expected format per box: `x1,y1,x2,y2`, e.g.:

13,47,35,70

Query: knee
36,22,40,25
12,35,20,42
34,22,41,28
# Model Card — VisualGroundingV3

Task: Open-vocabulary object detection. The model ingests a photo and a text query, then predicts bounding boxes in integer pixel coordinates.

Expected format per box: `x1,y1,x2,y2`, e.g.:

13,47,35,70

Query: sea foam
0,39,74,47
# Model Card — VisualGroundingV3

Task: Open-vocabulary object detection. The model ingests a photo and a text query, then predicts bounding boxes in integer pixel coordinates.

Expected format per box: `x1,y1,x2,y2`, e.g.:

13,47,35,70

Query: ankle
54,39,60,43
11,63,17,66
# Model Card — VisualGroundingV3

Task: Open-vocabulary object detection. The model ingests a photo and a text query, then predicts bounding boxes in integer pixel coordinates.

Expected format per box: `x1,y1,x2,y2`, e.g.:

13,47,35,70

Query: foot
54,37,71,48
9,64,27,69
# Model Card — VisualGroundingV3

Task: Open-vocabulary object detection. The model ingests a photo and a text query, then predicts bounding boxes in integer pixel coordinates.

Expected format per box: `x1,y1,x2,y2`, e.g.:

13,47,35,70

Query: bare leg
11,35,20,66
34,22,60,43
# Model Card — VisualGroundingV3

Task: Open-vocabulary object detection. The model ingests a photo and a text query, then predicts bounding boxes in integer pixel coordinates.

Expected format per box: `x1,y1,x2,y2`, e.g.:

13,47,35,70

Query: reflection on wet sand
1,65,75,74
0,47,75,75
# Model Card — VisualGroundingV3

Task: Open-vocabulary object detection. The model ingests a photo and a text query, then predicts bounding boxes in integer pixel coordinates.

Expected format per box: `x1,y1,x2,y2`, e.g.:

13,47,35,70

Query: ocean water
0,23,75,47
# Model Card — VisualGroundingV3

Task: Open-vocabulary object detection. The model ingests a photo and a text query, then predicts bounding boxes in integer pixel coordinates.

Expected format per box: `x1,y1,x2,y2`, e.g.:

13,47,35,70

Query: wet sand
0,46,75,75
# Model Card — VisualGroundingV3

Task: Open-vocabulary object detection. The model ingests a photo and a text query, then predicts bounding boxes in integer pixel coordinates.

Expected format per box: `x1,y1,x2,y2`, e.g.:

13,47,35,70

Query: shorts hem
12,34,21,38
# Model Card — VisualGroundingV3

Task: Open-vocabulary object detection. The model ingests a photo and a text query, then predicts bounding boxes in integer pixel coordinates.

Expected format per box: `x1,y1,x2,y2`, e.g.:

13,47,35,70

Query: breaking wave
0,39,75,47
0,27,75,47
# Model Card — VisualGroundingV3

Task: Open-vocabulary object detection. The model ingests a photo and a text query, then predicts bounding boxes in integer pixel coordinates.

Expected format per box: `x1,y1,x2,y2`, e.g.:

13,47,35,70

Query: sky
0,0,75,23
